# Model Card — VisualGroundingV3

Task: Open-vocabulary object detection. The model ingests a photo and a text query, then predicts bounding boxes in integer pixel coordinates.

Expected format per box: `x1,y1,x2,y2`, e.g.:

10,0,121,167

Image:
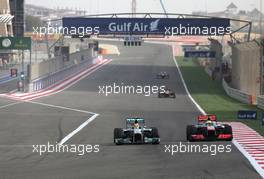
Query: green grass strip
177,57,264,136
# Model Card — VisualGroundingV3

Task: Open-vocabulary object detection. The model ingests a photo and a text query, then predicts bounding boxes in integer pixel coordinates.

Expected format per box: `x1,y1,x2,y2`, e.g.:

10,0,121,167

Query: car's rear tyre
114,128,122,144
186,125,195,142
151,127,160,144
223,125,232,133
223,125,233,141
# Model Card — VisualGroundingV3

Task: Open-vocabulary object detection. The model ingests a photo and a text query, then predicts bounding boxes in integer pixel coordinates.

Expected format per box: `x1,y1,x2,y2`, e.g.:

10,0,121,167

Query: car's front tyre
151,127,160,144
114,128,123,145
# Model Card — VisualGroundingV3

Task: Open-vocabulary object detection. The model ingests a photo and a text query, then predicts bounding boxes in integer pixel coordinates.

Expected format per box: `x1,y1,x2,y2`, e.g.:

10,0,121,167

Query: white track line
58,113,99,145
28,101,97,115
11,58,107,145
0,101,23,110
172,48,206,115
0,100,100,146
233,140,264,178
26,101,100,145
0,145,32,148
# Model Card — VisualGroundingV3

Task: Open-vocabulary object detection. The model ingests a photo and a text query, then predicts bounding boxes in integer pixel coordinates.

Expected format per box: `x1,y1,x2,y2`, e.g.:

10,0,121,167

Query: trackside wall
231,41,262,97
27,45,97,92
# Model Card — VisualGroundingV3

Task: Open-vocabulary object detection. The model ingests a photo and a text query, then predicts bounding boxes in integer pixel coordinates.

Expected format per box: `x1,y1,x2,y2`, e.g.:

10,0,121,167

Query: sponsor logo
150,19,160,31
2,38,11,48
237,110,257,120
108,19,160,33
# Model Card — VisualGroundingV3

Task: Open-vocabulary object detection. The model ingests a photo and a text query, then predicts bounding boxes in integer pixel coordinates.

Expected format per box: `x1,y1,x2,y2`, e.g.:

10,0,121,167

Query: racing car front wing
191,134,233,141
115,137,160,145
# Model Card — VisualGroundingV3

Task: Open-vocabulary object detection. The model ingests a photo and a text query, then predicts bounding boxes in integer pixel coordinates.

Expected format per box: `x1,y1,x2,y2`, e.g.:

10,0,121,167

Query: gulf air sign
108,19,160,33
62,17,231,36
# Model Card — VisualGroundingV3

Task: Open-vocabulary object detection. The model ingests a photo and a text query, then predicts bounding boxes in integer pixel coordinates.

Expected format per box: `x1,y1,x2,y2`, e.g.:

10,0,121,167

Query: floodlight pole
260,0,264,95
22,50,25,92
260,0,263,38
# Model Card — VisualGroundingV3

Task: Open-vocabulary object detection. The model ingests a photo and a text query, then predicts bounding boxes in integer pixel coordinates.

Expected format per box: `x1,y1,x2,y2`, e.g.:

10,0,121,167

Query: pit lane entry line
28,101,98,115
0,101,23,110
25,100,100,145
58,113,99,145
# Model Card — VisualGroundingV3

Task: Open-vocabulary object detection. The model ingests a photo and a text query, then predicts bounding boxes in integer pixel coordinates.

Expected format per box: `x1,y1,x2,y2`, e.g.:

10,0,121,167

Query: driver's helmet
134,120,140,128
206,120,213,126
165,88,170,94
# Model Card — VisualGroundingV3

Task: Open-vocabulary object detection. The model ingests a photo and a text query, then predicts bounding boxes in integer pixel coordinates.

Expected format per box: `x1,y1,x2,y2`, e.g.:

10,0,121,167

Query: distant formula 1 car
186,115,233,141
158,88,176,98
114,118,160,145
156,72,170,79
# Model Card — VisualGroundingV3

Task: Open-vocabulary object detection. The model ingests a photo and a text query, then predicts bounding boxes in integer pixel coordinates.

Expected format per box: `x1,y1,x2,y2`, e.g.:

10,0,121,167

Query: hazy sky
26,0,263,14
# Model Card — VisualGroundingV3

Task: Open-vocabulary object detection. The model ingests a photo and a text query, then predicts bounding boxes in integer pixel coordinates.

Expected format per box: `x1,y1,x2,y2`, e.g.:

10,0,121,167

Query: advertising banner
184,50,216,58
62,17,231,36
0,37,31,50
237,110,257,120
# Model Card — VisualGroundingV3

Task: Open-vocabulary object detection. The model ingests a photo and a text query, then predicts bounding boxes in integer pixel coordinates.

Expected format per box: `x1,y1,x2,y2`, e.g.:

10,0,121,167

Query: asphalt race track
0,41,261,179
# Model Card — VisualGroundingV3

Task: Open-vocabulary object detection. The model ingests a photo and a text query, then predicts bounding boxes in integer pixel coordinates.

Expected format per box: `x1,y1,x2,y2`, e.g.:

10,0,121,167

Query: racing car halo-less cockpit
158,87,176,98
114,118,160,145
156,72,170,79
186,115,233,142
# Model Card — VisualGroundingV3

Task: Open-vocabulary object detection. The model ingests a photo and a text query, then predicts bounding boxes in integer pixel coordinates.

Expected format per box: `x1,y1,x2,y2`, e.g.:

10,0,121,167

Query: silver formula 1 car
114,118,160,145
156,72,170,79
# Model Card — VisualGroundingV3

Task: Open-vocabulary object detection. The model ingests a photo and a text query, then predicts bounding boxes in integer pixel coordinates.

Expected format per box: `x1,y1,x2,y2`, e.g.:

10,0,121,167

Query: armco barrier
257,96,264,110
30,58,96,92
222,79,255,105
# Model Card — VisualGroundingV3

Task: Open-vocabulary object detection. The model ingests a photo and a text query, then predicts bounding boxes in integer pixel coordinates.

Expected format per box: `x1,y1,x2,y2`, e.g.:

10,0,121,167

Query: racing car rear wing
198,115,217,122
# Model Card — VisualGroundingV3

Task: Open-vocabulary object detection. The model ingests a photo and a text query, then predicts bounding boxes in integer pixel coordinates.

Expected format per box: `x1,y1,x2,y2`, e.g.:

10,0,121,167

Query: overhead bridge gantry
44,13,252,54
59,13,251,43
